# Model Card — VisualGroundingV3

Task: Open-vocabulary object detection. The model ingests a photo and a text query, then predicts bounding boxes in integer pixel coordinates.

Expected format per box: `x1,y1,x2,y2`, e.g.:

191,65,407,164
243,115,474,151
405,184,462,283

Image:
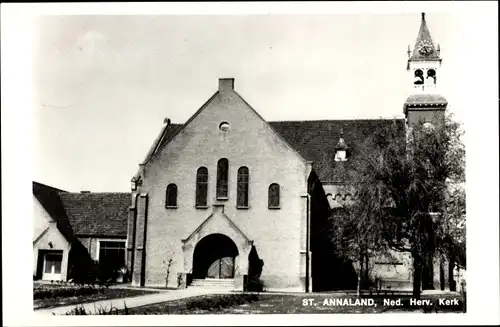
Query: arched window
268,183,280,209
216,158,229,199
414,69,424,85
165,184,177,208
427,69,436,84
196,167,208,207
237,167,249,208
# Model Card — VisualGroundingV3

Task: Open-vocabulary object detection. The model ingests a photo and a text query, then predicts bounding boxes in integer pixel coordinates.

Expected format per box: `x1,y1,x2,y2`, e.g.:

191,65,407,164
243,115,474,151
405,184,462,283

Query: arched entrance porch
179,204,254,290
192,233,239,279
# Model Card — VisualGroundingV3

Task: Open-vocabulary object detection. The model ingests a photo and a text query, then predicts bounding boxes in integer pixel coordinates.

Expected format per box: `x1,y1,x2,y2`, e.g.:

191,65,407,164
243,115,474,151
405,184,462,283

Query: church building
125,13,450,292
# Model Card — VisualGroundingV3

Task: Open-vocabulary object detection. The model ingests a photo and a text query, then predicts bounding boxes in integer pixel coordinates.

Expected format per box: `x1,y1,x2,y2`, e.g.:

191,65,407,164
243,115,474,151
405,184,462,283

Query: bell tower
404,13,448,128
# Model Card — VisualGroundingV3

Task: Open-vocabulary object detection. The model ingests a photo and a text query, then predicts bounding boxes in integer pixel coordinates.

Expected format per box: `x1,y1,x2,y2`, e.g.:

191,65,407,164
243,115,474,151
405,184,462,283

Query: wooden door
207,257,234,279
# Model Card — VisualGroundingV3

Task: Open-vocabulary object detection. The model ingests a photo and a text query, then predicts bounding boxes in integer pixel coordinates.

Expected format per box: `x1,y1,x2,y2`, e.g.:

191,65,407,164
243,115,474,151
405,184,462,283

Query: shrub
185,293,259,311
34,285,105,300
62,302,129,315
245,276,264,292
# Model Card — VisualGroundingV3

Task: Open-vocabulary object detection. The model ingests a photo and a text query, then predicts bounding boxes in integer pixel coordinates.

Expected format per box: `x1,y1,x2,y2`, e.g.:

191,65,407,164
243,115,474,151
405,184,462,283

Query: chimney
218,78,235,92
163,118,171,126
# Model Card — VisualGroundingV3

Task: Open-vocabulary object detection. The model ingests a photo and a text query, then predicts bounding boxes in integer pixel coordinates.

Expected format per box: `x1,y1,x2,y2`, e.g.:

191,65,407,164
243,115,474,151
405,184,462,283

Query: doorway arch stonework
180,204,253,290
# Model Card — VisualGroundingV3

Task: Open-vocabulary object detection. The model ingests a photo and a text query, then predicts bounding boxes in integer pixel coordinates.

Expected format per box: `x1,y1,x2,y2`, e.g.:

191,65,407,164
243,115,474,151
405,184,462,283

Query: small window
166,184,177,208
216,159,229,199
196,167,208,208
427,69,436,84
334,150,347,162
237,167,249,208
44,253,62,274
414,69,424,85
268,183,280,209
219,122,230,132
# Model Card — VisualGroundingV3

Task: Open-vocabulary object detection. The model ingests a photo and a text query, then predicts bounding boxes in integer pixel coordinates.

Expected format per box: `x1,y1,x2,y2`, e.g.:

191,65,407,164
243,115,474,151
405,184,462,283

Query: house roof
144,119,406,182
32,182,74,242
269,119,406,182
33,182,130,238
59,192,130,237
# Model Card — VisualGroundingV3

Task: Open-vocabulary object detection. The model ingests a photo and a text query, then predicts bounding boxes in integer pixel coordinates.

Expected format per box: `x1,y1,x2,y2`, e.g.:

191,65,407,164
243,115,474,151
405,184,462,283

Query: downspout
304,161,314,293
306,193,311,293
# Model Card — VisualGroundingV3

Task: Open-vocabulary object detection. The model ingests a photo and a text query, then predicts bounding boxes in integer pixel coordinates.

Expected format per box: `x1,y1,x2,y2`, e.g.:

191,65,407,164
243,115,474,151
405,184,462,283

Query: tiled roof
148,119,406,182
269,119,406,182
59,193,131,237
33,182,74,242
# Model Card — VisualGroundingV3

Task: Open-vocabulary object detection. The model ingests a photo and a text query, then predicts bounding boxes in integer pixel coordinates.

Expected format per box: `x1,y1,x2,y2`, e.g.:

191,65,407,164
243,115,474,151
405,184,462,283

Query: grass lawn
34,284,159,310
123,292,465,314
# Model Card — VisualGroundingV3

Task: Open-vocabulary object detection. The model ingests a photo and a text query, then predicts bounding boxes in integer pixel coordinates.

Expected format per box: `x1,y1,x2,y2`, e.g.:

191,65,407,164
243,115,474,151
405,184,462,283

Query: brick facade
128,79,311,291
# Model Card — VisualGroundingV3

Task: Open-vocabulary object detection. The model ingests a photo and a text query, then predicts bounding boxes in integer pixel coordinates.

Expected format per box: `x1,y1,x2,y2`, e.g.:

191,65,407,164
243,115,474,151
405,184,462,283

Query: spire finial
422,12,425,20
340,127,344,138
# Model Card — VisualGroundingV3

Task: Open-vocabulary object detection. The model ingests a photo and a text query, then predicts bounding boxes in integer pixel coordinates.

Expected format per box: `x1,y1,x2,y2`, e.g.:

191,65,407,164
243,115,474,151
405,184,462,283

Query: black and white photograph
1,1,499,326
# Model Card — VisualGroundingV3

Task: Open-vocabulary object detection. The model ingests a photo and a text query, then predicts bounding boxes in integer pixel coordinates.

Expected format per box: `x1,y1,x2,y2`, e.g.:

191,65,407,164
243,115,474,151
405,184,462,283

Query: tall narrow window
166,184,177,208
237,166,249,208
268,183,280,209
216,158,229,199
196,167,208,207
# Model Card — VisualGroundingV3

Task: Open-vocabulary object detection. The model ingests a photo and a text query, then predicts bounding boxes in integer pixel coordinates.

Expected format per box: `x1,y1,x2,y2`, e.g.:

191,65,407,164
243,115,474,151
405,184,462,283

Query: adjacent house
33,182,73,281
32,182,130,282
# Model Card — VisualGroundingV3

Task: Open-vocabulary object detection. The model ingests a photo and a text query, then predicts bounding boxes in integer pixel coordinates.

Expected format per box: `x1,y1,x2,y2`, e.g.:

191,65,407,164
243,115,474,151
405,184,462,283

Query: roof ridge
61,192,131,195
269,118,405,123
159,118,405,125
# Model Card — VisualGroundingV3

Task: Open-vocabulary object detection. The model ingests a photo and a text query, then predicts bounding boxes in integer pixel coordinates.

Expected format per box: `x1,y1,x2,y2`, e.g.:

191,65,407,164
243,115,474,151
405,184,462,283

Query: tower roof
409,13,441,62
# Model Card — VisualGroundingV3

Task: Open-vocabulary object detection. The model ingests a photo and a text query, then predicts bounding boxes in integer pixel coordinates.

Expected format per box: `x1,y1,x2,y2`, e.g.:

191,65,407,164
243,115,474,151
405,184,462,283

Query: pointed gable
140,78,307,167
33,182,74,242
409,12,441,62
182,204,252,248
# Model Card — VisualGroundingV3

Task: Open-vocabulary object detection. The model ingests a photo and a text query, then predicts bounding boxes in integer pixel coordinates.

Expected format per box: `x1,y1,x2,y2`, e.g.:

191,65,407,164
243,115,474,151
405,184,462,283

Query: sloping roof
270,119,406,182
33,181,74,242
405,94,448,105
59,193,130,237
141,122,184,166
409,13,441,62
145,119,406,182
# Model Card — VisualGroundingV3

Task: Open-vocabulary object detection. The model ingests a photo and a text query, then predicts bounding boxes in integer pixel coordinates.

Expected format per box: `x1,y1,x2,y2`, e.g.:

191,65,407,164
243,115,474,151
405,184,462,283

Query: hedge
34,286,105,300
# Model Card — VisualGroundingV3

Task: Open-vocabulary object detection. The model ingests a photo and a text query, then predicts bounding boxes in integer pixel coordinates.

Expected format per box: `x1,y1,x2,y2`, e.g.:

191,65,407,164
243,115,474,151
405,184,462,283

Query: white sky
32,11,468,192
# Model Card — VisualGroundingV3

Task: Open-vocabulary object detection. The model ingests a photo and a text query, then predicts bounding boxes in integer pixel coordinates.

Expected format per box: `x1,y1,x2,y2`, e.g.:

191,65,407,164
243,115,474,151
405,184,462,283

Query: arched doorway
192,233,239,279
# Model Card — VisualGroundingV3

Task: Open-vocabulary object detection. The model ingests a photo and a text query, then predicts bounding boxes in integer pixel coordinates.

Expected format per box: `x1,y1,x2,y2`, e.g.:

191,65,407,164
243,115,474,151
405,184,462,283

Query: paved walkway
35,287,230,315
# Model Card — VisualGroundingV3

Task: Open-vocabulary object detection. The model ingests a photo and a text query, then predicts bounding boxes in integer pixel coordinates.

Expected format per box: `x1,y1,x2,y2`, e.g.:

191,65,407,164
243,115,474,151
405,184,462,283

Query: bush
185,293,259,312
245,276,264,292
68,259,116,287
34,285,105,300
62,303,129,315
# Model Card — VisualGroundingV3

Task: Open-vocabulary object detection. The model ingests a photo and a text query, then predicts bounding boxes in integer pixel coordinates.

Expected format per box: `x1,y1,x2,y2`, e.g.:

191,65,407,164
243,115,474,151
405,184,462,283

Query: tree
325,114,465,298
